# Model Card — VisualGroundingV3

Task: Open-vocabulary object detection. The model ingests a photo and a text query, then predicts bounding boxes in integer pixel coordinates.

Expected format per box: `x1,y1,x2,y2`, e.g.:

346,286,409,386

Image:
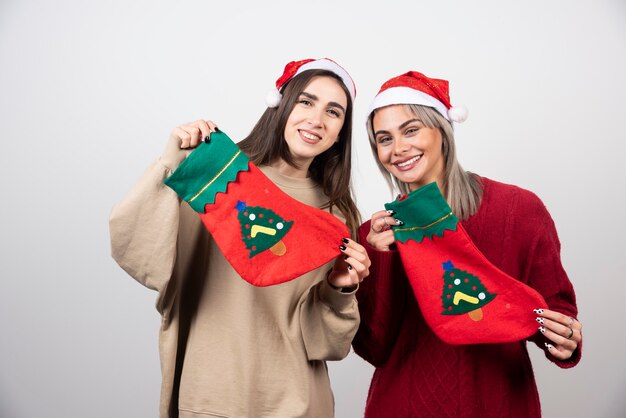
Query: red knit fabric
353,177,581,418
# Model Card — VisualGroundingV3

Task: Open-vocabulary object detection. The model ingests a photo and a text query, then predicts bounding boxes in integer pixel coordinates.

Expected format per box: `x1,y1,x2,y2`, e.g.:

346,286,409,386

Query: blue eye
377,136,391,144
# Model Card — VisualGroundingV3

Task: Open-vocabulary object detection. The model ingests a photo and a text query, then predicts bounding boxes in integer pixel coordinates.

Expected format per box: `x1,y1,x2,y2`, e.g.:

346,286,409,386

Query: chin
393,171,419,184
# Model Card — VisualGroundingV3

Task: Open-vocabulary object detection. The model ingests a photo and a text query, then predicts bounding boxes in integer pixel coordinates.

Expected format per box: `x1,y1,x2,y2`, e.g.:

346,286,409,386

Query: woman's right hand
366,210,402,252
162,119,219,168
171,119,219,150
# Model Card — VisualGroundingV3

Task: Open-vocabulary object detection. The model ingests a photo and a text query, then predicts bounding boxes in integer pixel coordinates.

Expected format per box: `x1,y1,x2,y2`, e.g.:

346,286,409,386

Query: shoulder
469,176,556,241
479,176,549,218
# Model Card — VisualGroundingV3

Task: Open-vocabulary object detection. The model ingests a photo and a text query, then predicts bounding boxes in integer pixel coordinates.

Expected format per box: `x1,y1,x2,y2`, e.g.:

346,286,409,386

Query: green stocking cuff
164,131,250,213
384,182,458,243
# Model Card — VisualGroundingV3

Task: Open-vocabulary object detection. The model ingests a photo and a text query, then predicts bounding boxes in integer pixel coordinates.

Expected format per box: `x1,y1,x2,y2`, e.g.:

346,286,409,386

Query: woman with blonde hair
353,71,582,418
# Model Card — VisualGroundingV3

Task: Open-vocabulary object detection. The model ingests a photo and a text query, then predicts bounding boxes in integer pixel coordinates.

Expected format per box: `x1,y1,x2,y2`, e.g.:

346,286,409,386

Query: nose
306,108,324,127
392,138,409,155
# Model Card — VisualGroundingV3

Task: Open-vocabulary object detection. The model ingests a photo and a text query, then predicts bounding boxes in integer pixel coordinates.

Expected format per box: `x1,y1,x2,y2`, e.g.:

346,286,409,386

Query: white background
1,1,625,417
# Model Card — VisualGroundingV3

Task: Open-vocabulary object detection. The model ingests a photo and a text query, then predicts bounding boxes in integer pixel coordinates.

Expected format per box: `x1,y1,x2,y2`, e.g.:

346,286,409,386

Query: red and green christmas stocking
385,182,547,345
164,130,349,287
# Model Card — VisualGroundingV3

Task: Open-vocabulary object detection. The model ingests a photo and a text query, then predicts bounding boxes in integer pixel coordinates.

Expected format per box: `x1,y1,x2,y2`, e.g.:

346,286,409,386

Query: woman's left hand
535,308,582,360
327,238,371,291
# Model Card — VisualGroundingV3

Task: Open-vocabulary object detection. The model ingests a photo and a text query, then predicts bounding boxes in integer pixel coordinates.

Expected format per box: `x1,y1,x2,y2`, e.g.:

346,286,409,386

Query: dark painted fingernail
342,238,350,244
347,264,353,270
214,126,220,132
204,136,211,143
339,245,347,251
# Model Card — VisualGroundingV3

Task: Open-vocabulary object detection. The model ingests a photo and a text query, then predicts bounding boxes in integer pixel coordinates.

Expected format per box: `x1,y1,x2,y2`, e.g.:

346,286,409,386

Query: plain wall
1,0,625,416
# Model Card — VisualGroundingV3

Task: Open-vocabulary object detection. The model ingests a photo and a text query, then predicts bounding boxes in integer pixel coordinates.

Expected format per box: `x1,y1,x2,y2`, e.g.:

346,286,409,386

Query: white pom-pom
448,105,468,123
265,89,282,108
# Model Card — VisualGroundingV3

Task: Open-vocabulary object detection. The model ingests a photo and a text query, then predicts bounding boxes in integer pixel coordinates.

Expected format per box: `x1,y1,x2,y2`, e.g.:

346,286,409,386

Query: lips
393,154,422,170
299,129,322,144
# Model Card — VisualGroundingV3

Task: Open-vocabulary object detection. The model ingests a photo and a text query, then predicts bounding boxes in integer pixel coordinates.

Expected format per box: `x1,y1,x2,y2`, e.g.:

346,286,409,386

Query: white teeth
397,155,421,167
301,131,320,140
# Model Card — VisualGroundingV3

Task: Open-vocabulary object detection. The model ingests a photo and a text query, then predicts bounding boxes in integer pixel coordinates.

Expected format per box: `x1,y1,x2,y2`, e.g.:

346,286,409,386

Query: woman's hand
366,210,402,251
327,238,371,291
162,119,219,166
535,308,582,360
172,119,219,149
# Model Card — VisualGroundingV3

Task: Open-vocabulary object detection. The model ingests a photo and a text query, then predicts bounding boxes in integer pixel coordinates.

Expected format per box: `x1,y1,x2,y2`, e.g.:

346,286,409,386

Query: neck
269,158,311,178
409,178,446,196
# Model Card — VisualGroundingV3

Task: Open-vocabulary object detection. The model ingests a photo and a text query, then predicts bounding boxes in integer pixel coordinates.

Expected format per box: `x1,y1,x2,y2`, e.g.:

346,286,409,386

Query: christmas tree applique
236,200,294,258
441,260,496,321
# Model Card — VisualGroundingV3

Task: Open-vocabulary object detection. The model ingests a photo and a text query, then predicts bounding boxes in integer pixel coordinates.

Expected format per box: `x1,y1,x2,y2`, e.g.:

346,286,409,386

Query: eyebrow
300,92,346,114
374,118,421,137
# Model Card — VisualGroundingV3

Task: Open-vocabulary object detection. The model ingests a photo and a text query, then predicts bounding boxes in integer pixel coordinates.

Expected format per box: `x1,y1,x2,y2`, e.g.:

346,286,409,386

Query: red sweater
353,177,581,418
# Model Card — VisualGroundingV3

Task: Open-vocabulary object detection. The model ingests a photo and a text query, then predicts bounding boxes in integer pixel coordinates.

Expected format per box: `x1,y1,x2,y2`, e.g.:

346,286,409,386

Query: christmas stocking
164,130,349,287
385,182,547,345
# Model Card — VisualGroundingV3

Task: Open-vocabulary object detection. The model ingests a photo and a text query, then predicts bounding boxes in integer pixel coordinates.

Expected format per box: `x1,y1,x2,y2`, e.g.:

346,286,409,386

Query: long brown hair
366,104,482,221
238,69,361,237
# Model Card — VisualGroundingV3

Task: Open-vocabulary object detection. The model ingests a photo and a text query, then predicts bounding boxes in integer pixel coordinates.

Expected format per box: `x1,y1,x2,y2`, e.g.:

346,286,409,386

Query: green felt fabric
384,182,458,243
164,131,250,213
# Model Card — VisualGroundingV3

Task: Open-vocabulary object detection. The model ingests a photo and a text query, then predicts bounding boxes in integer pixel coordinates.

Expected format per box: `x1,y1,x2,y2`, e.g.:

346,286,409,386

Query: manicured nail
343,256,348,260
539,326,546,334
533,309,544,314
347,264,353,270
544,342,553,350
339,245,347,251
214,126,220,132
386,209,395,215
342,238,350,244
536,317,544,324
203,136,211,143
395,219,404,225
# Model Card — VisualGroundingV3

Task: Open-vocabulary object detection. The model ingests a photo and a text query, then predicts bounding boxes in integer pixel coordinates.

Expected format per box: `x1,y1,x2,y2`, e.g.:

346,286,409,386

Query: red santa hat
266,58,357,108
367,71,468,123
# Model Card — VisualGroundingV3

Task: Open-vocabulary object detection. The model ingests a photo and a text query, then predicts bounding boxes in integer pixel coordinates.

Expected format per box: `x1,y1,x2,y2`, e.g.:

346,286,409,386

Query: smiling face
283,76,348,170
372,104,445,192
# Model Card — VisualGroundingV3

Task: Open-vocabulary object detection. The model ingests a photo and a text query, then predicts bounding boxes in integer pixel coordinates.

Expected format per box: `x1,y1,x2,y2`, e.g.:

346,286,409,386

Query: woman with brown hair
110,58,370,417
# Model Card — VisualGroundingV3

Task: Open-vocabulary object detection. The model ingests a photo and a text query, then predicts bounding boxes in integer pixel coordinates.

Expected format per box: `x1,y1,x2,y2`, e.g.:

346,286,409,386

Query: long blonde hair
366,104,482,221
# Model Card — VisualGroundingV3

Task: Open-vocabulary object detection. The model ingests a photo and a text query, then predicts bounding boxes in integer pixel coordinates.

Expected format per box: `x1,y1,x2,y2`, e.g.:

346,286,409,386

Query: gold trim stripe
393,211,454,232
188,150,242,203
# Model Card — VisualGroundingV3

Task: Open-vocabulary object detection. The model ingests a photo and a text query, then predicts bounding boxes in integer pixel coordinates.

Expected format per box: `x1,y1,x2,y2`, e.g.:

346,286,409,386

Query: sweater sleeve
299,278,360,361
351,220,409,368
524,205,581,368
109,150,206,316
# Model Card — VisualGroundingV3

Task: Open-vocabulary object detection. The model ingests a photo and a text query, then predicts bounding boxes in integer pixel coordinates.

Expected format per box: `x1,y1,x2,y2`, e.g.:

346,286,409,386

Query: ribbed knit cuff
319,279,357,313
363,240,399,275
159,138,188,173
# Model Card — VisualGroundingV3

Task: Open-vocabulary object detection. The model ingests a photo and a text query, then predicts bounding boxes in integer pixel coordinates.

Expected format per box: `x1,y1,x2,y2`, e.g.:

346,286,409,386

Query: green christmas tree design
236,200,294,258
441,260,496,321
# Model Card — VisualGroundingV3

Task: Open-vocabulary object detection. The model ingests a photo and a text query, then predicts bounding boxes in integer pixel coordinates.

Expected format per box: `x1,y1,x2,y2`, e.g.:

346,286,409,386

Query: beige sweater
110,156,359,418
